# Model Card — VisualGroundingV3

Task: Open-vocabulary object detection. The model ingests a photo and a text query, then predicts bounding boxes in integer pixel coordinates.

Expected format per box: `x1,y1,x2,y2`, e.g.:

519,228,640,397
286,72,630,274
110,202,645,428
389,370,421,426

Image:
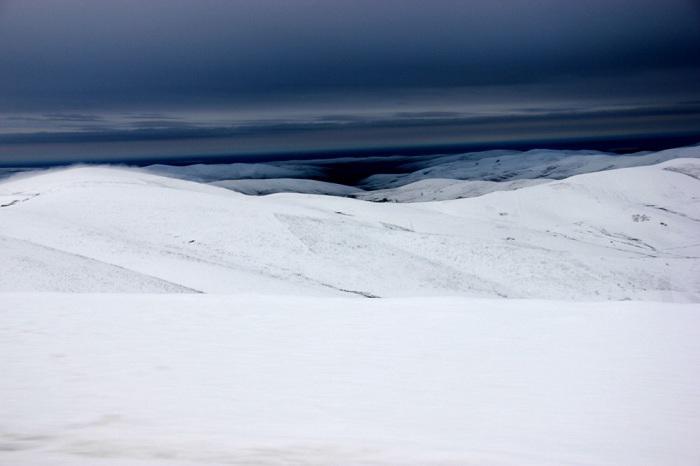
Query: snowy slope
212,177,362,196
0,160,698,300
360,145,700,189
0,235,193,293
1,294,699,466
355,177,549,202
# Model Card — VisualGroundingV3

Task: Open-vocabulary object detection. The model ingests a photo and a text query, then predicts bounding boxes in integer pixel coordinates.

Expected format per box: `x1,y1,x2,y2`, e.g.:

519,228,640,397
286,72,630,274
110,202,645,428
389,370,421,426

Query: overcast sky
1,0,699,163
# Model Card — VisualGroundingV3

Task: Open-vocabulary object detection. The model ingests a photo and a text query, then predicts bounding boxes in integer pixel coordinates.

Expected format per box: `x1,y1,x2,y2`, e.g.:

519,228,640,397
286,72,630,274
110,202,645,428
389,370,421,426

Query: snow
212,177,362,196
2,148,700,465
359,145,700,190
1,159,698,300
354,177,549,202
135,146,700,202
1,294,699,466
0,235,192,293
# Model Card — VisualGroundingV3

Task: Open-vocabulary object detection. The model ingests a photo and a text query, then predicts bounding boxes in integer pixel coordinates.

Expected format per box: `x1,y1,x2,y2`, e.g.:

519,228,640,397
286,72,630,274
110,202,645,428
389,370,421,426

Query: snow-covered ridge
138,144,700,202
1,158,698,300
359,145,700,189
211,178,363,196
354,178,549,202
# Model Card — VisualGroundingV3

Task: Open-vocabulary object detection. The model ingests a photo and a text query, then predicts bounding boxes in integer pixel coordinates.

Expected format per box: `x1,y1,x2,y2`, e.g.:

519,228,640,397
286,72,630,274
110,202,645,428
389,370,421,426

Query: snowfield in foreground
1,158,699,300
1,294,699,466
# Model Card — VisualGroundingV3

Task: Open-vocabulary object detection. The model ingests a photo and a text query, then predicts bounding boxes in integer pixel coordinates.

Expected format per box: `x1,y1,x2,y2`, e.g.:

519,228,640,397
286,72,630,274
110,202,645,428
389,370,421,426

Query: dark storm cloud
3,102,699,144
2,0,699,109
0,0,699,162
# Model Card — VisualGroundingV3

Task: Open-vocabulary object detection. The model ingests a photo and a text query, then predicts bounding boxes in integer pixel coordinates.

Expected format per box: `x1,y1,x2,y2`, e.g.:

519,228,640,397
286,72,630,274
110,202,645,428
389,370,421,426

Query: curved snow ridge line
0,234,202,293
33,214,369,297
644,204,700,223
274,212,512,298
0,192,39,208
0,165,242,200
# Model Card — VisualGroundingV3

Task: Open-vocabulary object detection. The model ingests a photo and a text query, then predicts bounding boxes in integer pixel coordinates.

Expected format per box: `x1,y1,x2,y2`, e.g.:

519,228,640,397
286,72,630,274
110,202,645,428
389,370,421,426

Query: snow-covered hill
136,145,700,203
1,158,698,300
2,154,700,466
360,145,700,189
354,177,549,202
212,178,362,196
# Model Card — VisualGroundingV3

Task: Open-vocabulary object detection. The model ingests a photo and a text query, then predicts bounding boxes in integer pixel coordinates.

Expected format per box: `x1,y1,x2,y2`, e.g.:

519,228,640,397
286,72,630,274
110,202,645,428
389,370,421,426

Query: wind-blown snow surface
1,159,699,299
1,294,699,466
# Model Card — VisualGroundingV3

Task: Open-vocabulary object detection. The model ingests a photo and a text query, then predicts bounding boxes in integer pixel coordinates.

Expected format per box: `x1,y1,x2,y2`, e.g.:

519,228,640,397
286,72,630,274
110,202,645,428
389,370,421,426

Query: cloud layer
0,0,699,162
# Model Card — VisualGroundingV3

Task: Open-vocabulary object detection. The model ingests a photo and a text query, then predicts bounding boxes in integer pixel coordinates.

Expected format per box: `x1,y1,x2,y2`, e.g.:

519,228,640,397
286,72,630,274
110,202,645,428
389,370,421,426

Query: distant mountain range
2,150,698,300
